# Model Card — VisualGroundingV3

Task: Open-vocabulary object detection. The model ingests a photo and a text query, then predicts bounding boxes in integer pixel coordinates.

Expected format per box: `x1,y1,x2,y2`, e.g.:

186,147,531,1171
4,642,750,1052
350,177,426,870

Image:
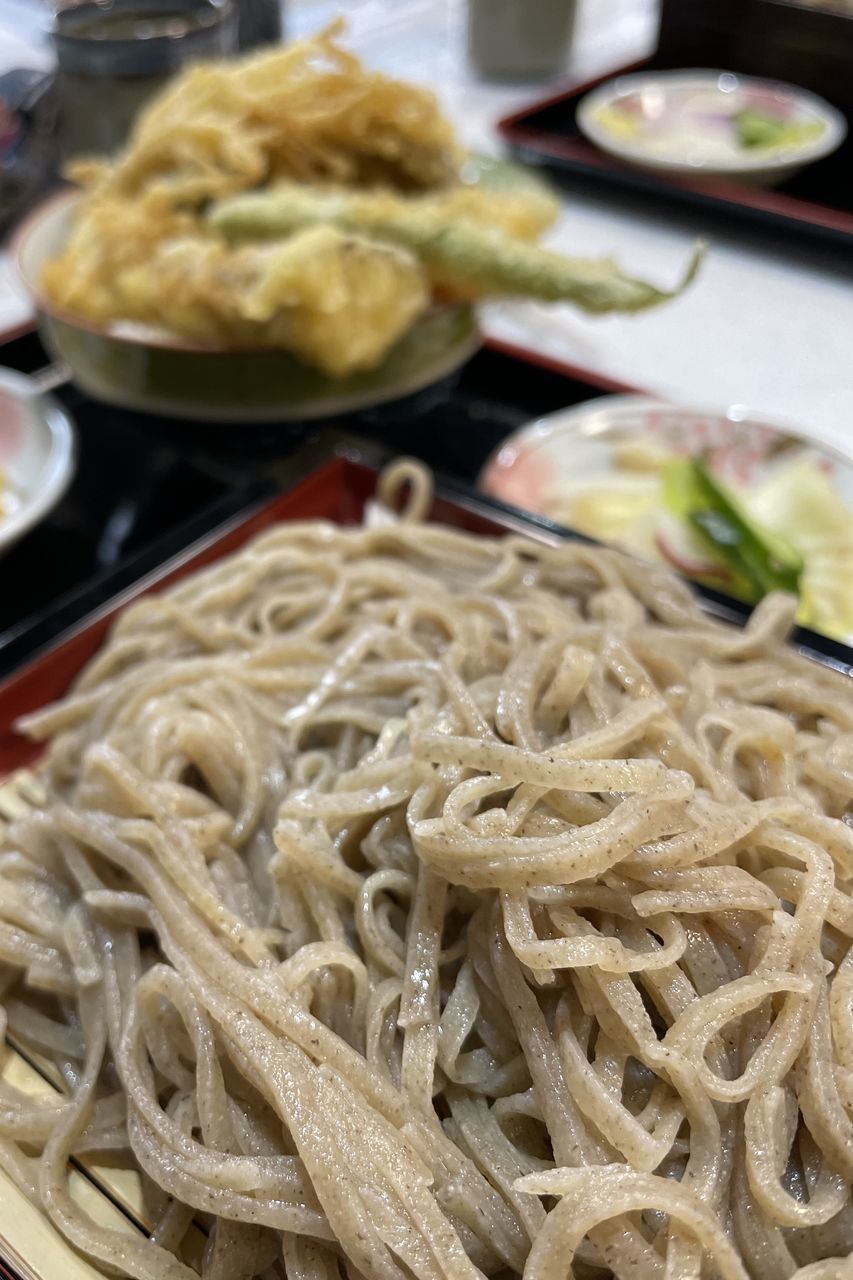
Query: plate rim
576,68,848,177
479,392,853,492
0,368,76,552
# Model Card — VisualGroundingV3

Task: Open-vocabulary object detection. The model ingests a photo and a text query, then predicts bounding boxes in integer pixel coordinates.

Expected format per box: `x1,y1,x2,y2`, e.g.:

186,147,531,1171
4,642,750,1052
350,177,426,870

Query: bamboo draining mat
0,770,206,1280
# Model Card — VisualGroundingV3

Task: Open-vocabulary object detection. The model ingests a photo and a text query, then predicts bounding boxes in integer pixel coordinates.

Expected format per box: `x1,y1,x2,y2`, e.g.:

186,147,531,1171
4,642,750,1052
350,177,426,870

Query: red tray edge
485,336,640,396
497,58,651,134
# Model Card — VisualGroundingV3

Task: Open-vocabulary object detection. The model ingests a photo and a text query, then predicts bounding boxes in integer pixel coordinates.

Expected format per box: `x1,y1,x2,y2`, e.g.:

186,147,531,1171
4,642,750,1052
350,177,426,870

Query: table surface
2,0,853,453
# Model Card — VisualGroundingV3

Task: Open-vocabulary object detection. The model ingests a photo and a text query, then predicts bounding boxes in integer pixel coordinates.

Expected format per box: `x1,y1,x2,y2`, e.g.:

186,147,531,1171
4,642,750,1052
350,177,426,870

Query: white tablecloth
3,0,853,454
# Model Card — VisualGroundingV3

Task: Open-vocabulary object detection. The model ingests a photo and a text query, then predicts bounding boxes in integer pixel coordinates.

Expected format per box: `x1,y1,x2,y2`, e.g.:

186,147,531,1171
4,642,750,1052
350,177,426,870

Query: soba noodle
2,460,853,1279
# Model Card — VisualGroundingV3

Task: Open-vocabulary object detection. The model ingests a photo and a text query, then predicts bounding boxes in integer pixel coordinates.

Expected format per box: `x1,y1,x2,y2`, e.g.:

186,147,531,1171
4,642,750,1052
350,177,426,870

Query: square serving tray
0,451,850,1280
3,448,852,771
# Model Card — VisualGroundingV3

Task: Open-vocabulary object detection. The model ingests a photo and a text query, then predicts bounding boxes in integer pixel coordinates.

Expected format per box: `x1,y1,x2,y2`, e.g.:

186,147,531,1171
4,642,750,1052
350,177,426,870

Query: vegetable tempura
40,23,702,378
210,183,705,312
112,227,429,376
69,18,462,205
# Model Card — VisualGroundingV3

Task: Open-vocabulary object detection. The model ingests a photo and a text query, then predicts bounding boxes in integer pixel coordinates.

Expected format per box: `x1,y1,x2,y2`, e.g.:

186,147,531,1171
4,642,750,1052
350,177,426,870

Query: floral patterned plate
577,70,846,185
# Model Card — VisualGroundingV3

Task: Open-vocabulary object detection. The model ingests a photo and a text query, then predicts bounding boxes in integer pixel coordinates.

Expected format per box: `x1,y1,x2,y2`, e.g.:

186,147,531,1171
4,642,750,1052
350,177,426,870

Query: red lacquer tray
0,449,851,1280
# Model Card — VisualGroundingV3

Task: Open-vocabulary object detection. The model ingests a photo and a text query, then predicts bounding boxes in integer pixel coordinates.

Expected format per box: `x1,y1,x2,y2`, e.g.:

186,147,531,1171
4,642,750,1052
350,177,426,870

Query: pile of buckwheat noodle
3,459,853,1280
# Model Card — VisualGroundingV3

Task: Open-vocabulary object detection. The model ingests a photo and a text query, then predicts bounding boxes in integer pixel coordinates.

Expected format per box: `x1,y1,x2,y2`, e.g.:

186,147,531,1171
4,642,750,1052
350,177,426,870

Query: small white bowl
577,69,847,186
0,368,75,554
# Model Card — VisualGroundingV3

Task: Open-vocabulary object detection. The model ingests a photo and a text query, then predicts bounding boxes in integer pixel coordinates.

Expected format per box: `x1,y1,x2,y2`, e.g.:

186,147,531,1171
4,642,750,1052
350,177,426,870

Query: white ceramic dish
577,70,847,185
480,394,853,641
0,367,75,553
14,193,481,423
481,395,853,514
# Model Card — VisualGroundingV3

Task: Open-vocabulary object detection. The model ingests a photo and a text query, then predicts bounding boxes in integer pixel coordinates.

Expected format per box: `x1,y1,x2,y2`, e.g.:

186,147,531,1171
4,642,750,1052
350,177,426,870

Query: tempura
40,23,700,377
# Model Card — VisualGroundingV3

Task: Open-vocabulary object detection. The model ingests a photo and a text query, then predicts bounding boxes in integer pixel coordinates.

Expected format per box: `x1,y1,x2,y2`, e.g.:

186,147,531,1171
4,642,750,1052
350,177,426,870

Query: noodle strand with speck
1,461,853,1277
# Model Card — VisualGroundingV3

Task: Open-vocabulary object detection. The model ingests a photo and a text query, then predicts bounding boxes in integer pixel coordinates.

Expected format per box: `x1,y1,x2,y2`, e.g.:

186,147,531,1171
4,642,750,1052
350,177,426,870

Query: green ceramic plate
15,192,481,422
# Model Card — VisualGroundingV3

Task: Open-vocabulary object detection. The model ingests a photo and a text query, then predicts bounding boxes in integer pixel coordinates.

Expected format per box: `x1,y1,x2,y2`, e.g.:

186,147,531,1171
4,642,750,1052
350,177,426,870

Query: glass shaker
52,0,237,160
467,0,578,81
